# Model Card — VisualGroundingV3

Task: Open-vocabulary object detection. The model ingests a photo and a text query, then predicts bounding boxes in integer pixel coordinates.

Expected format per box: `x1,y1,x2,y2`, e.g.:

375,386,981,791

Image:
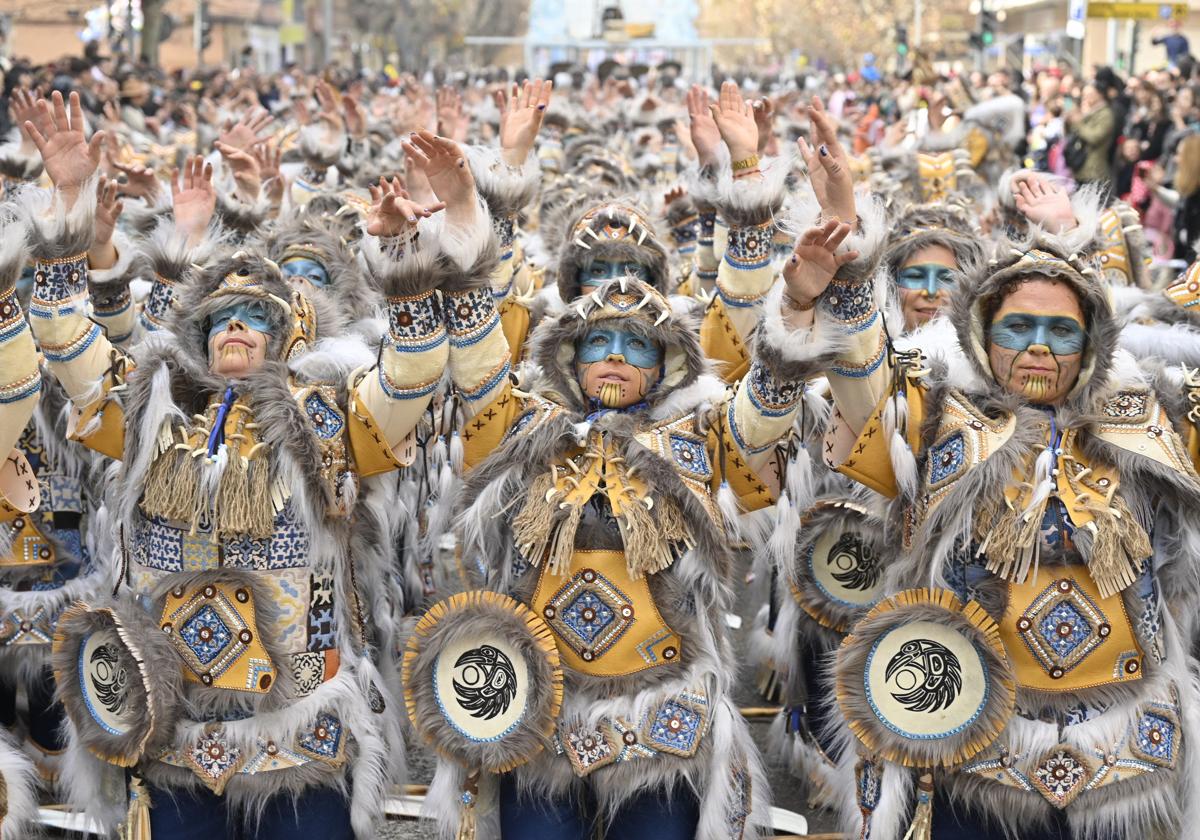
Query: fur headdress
882,203,986,280
554,201,672,302
259,217,379,322
530,275,706,415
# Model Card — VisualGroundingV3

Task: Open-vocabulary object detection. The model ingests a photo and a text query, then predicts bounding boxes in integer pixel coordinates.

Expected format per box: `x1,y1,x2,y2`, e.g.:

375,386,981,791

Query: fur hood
950,234,1118,413
882,202,987,280
529,276,707,417
168,250,348,368
555,201,673,302
258,217,379,323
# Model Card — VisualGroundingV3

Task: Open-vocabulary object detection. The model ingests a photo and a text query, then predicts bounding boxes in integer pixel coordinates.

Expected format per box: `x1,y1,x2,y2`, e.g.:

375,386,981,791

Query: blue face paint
580,260,651,289
280,256,330,288
207,300,275,340
990,313,1086,355
576,327,663,369
897,263,955,296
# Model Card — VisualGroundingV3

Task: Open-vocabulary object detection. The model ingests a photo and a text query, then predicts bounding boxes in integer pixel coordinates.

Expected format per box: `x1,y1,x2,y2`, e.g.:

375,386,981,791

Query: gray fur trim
88,231,151,307
51,598,185,765
358,229,444,298
215,188,271,239
712,150,791,228
143,217,228,284
0,135,43,182
260,216,380,322
464,144,541,217
439,198,500,294
403,594,561,772
122,188,173,237
757,281,851,372
0,210,28,294
298,124,346,170
0,727,38,840
950,235,1118,412
22,176,100,261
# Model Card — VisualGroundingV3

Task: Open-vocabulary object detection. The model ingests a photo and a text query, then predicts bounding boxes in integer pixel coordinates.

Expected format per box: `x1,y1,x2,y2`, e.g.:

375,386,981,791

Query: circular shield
836,588,1015,768
52,602,181,767
403,590,563,773
791,501,887,633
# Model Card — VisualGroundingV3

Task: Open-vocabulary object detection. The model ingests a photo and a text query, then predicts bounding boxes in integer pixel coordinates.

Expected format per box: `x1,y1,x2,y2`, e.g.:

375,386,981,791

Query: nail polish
819,145,829,156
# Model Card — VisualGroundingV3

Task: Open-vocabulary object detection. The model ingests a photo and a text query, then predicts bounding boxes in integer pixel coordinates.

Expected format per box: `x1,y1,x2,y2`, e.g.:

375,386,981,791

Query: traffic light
981,10,997,46
199,1,212,51
969,9,998,50
896,25,909,56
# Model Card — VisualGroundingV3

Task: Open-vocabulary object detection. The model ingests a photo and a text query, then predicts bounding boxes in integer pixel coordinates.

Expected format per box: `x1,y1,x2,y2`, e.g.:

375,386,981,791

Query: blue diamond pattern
669,434,710,475
1137,713,1176,763
561,592,615,645
1038,602,1092,659
297,714,343,758
179,606,233,665
304,392,344,440
929,433,966,485
647,700,701,753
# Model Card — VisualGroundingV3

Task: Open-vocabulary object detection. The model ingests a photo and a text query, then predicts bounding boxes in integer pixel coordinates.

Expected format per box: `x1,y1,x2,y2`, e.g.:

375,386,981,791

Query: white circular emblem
79,629,135,736
434,636,529,743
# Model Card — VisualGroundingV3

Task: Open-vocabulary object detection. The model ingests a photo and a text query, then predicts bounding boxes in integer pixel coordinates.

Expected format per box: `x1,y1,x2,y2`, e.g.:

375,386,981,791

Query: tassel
122,775,152,840
512,472,558,565
902,772,934,840
618,496,673,578
786,444,815,513
717,480,744,541
450,430,464,472
1080,496,1151,599
545,502,583,576
888,429,919,498
456,772,480,840
767,492,801,567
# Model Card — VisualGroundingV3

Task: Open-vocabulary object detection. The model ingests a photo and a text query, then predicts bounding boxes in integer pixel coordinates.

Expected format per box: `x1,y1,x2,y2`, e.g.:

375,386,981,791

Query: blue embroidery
1136,712,1176,764
179,606,233,665
297,713,343,759
304,392,345,440
669,434,711,477
561,592,616,645
747,359,804,417
647,700,702,754
822,281,874,325
1038,602,1092,659
928,433,966,485
723,222,773,271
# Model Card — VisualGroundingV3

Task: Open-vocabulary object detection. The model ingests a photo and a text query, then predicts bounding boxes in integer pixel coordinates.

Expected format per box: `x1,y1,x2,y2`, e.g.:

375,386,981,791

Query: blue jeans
145,780,353,840
499,773,700,839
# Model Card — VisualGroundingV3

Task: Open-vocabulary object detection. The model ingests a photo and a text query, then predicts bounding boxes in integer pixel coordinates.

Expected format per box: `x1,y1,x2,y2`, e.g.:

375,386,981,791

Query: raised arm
0,219,41,511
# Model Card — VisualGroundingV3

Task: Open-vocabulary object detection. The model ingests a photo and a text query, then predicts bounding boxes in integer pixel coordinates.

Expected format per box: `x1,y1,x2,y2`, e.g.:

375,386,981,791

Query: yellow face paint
598,381,624,407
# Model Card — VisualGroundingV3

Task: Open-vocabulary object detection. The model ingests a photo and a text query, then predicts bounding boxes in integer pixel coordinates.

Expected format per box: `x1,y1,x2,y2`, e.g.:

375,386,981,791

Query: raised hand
171,155,216,240
404,154,438,207
112,160,162,202
1012,173,1076,233
343,92,367,139
402,131,476,219
686,85,721,168
93,177,124,247
709,80,758,165
495,78,553,166
24,91,107,204
436,85,465,143
781,220,859,310
10,89,51,150
214,139,262,202
753,97,776,155
218,108,274,154
252,140,285,204
365,176,444,238
797,96,855,224
314,81,345,133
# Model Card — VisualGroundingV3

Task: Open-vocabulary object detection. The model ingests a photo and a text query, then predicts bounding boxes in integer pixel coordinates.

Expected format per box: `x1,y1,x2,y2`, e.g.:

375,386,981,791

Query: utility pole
323,0,334,67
